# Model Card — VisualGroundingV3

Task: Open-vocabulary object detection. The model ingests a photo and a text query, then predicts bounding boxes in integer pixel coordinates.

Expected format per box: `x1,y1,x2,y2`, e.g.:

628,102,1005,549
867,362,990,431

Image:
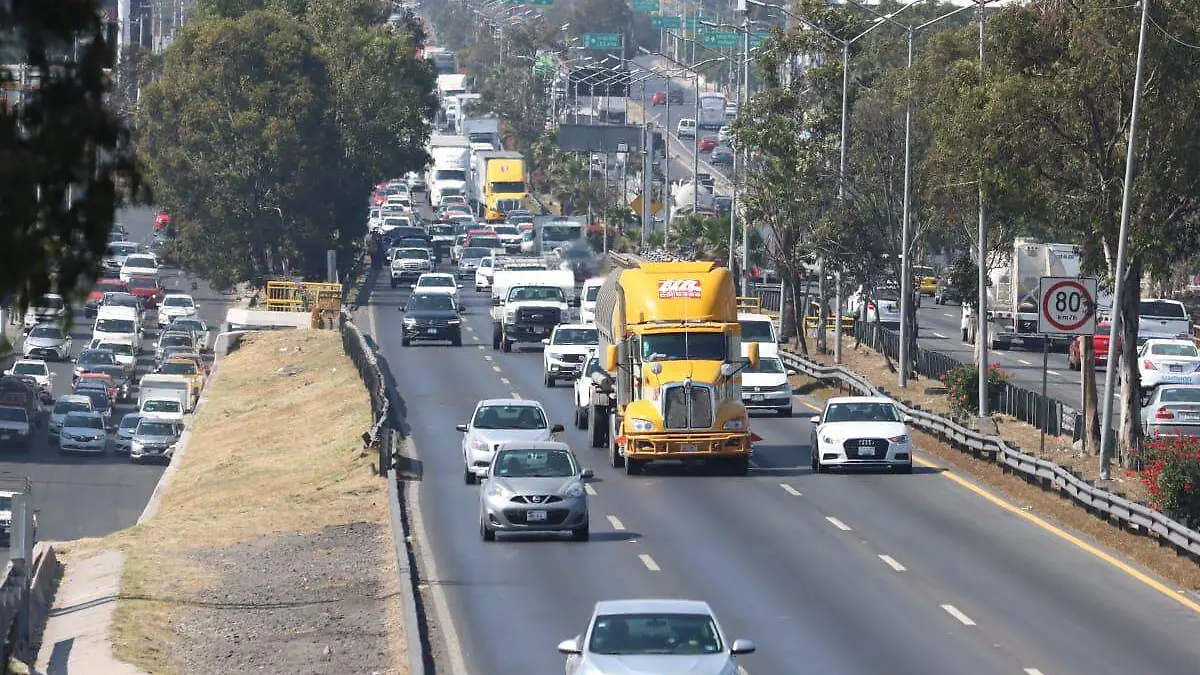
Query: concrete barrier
225,308,311,330
28,543,61,654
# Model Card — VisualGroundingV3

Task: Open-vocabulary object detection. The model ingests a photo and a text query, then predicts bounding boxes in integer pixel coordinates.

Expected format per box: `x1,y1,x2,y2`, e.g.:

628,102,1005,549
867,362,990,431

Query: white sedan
158,293,197,327
413,273,462,303
809,396,914,473
119,254,160,282
4,359,53,400
1135,339,1200,392
456,399,563,484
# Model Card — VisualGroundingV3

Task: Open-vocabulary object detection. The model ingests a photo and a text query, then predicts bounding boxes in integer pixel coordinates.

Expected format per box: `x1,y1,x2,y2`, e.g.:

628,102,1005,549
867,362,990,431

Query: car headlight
447,319,461,325
629,418,654,432
822,436,835,445
776,382,793,393
723,418,747,431
505,311,517,322
562,483,585,499
403,317,417,325
485,483,510,498
468,437,489,453
547,352,565,361
889,434,910,444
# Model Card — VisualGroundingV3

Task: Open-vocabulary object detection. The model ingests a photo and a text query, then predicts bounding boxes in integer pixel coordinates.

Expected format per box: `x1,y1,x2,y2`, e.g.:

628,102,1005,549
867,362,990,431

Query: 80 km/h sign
1038,276,1098,335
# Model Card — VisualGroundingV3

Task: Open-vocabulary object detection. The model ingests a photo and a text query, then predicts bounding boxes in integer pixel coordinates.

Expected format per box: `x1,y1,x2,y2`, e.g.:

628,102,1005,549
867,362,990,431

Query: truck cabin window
510,287,565,303
640,333,727,362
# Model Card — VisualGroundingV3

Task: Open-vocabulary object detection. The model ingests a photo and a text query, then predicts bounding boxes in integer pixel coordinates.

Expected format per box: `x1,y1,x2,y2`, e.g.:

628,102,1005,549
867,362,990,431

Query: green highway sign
632,0,659,11
503,0,525,4
703,30,738,48
583,32,622,49
531,0,555,5
749,31,768,48
651,15,682,29
683,16,697,28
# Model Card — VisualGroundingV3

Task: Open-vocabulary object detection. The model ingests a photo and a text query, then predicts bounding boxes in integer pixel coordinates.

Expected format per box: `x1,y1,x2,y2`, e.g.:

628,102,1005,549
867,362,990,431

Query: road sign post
1037,276,1098,453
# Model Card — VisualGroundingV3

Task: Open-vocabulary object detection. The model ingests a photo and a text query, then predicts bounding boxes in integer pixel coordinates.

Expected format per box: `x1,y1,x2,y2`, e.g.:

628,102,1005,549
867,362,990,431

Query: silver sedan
1141,384,1200,438
479,441,591,542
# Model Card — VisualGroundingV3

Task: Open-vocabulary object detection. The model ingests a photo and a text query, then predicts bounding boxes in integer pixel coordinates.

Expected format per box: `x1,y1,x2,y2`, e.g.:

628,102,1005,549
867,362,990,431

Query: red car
86,279,130,315
698,135,719,152
153,211,171,231
1068,322,1118,370
127,275,165,308
650,91,666,105
75,372,119,404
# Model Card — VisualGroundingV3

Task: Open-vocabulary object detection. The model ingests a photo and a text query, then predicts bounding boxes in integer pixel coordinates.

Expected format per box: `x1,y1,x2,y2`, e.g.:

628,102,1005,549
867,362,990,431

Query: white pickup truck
490,270,578,353
1138,299,1191,341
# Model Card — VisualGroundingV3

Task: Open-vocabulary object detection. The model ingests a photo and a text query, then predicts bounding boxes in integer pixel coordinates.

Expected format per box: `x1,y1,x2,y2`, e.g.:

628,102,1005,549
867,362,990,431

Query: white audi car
809,396,914,473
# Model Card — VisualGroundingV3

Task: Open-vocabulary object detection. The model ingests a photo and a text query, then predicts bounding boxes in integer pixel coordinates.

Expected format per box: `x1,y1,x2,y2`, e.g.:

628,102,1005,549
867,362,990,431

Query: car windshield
384,218,411,228
462,247,490,259
161,335,192,348
54,400,91,414
163,297,193,308
1149,343,1198,358
79,350,117,365
143,400,181,413
492,225,518,235
119,415,142,430
407,294,455,312
739,320,774,342
0,408,26,422
28,326,63,339
95,318,137,337
12,363,46,376
0,495,10,511
126,256,156,268
64,414,104,430
745,357,785,374
640,332,727,362
589,613,723,656
418,277,454,288
472,404,547,430
470,236,501,248
128,278,158,290
171,320,204,331
492,448,577,478
396,249,427,259
137,421,178,437
1140,301,1186,318
563,247,591,261
585,286,601,301
160,362,196,376
105,294,140,307
875,289,900,302
428,225,454,236
553,328,598,345
510,287,565,303
824,401,901,423
1159,388,1200,403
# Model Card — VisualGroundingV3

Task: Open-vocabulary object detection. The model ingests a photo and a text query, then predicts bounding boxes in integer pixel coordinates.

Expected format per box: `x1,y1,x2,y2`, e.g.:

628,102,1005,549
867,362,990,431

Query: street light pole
1099,0,1151,480
976,0,990,421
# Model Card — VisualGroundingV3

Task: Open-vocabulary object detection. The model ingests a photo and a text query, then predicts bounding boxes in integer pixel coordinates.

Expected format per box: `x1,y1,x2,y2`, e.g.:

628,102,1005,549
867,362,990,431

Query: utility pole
739,9,750,295
976,0,990,422
898,27,915,388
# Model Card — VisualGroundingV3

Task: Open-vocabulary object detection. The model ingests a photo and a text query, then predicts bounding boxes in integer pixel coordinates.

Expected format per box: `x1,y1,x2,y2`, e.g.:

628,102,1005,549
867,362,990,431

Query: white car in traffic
119,254,159,283
741,352,795,416
810,396,914,473
158,293,197,327
579,277,604,325
1135,339,1200,393
4,360,53,400
542,324,598,387
456,399,564,484
475,256,496,292
413,273,462,303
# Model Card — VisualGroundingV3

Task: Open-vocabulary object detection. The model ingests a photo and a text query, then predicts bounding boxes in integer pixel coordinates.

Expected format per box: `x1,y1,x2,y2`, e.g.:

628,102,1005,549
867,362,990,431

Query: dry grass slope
92,330,406,674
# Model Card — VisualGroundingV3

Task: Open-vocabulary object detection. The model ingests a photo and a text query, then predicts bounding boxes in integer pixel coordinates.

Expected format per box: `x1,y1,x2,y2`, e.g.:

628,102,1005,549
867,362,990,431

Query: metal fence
340,313,393,477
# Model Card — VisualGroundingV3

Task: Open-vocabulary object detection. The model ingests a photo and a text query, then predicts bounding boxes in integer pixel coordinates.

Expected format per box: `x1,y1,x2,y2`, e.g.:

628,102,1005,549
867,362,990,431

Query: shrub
943,363,1008,417
1138,436,1200,529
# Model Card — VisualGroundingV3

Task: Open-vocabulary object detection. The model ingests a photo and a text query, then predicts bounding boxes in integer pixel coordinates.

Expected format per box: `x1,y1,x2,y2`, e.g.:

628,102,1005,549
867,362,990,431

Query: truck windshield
489,181,525,194
434,169,466,182
470,236,502,249
640,332,727,361
0,408,27,422
509,287,565,302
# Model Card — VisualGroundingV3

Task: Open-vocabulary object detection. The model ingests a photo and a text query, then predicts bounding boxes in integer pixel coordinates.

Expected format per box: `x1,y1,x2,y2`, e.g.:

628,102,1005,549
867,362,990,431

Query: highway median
69,330,405,674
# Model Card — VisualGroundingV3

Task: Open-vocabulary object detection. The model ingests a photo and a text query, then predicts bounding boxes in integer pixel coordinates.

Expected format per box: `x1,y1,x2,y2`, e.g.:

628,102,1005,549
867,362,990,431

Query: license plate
534,326,546,334
1170,365,1184,372
750,394,764,402
1182,413,1200,421
858,445,875,457
681,443,698,452
426,328,438,334
526,510,547,522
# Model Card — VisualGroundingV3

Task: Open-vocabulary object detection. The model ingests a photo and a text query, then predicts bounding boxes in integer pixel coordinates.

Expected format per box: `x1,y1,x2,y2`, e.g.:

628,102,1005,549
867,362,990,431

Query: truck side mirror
492,297,501,306
745,341,760,368
603,345,618,372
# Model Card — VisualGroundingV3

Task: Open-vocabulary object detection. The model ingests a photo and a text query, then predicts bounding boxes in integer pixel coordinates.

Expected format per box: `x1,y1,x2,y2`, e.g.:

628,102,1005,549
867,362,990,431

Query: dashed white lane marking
510,392,521,399
492,365,502,372
826,516,852,531
465,325,473,332
584,484,597,496
638,554,660,571
606,515,626,530
1047,370,1062,377
737,667,749,675
879,554,907,571
780,483,802,497
1017,359,1032,366
942,312,955,318
500,377,510,385
941,604,976,626
932,332,947,338
483,354,493,361
1024,670,1045,675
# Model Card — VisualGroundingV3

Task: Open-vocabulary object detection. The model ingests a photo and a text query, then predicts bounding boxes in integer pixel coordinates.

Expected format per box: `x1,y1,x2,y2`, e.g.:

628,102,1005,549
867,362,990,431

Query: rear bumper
622,431,751,460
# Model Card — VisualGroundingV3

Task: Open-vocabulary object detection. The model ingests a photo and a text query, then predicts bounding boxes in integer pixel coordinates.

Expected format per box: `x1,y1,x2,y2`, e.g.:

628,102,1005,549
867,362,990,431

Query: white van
738,312,779,358
93,305,141,344
138,374,194,412
677,118,697,139
579,277,605,325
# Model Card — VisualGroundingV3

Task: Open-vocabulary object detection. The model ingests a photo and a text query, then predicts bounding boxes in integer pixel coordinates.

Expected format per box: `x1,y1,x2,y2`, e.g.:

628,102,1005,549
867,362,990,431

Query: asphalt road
0,206,230,557
363,209,1200,674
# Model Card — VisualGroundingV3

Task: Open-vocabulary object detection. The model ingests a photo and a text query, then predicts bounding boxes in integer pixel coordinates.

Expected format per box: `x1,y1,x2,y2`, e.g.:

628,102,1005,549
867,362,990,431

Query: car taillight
867,302,876,311
1155,407,1174,420
1143,360,1157,370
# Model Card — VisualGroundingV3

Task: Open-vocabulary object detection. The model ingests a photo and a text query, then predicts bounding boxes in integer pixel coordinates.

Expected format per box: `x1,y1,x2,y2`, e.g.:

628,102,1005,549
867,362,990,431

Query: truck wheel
390,278,397,289
401,336,410,347
574,405,586,430
501,334,513,353
726,456,750,476
588,404,607,448
544,373,555,388
492,324,502,350
610,440,625,468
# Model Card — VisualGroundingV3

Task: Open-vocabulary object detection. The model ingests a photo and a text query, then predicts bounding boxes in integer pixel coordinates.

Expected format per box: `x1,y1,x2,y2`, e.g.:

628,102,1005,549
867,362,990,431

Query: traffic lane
371,280,678,675
488,340,1022,675
750,409,1200,675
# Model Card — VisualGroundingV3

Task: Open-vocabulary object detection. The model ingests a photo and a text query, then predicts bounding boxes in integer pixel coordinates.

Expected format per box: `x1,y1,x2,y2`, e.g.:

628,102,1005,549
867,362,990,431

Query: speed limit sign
1038,276,1098,335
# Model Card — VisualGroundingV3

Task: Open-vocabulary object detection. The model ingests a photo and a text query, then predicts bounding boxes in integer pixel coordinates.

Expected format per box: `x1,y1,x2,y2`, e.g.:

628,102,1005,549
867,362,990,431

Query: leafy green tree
1,1,144,314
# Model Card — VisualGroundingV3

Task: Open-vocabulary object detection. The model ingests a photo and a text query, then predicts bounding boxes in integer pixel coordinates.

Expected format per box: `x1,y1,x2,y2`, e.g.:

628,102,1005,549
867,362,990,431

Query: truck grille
517,307,561,324
663,383,714,430
559,354,585,364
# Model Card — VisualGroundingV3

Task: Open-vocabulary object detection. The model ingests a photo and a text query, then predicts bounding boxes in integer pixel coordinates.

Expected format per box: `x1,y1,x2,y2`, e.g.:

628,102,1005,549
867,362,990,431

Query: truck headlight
723,418,747,431
629,418,654,432
505,311,517,322
888,434,910,444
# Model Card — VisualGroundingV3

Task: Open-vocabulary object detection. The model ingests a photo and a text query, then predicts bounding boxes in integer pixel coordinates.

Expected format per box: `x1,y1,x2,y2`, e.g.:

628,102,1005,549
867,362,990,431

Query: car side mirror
786,369,797,376
551,423,565,434
541,338,550,345
579,468,594,479
492,297,501,306
475,466,490,478
398,307,405,313
902,415,914,424
556,638,582,655
455,423,468,432
457,284,463,289
809,415,821,425
730,638,756,655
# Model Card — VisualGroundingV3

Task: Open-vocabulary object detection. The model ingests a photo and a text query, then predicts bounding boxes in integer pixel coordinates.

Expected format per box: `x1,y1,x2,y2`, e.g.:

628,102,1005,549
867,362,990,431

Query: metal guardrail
340,313,392,478
779,348,1200,559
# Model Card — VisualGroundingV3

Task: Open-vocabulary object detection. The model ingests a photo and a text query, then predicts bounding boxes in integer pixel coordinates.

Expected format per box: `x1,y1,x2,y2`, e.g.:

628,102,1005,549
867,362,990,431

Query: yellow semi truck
588,257,759,475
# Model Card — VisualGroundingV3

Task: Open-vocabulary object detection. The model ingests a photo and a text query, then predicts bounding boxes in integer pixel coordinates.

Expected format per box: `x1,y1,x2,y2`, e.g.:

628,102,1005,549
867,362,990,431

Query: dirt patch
790,334,1200,591
103,330,406,674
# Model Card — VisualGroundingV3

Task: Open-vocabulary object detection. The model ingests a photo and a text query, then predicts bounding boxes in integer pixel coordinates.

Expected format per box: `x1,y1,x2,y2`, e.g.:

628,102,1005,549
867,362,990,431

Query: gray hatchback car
479,441,591,542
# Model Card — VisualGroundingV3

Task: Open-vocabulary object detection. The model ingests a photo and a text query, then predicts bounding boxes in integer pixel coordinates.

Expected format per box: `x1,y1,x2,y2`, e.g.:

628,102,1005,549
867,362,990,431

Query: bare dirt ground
80,330,407,675
790,332,1200,591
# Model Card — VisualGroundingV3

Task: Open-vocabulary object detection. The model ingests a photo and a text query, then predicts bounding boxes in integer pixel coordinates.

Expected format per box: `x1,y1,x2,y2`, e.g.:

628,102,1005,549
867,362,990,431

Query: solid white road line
638,554,660,571
940,604,976,626
878,554,907,572
1018,359,1032,366
826,516,852,531
499,377,510,385
584,484,597,496
510,391,521,399
1024,669,1045,675
607,515,626,531
933,332,947,338
780,483,802,497
1047,370,1062,377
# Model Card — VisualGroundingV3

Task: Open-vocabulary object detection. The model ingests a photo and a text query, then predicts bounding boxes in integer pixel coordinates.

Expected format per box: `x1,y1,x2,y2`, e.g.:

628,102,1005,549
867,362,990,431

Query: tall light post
1099,0,1151,480
975,0,991,423
654,50,724,215
636,50,683,219
630,69,663,248
847,0,980,388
